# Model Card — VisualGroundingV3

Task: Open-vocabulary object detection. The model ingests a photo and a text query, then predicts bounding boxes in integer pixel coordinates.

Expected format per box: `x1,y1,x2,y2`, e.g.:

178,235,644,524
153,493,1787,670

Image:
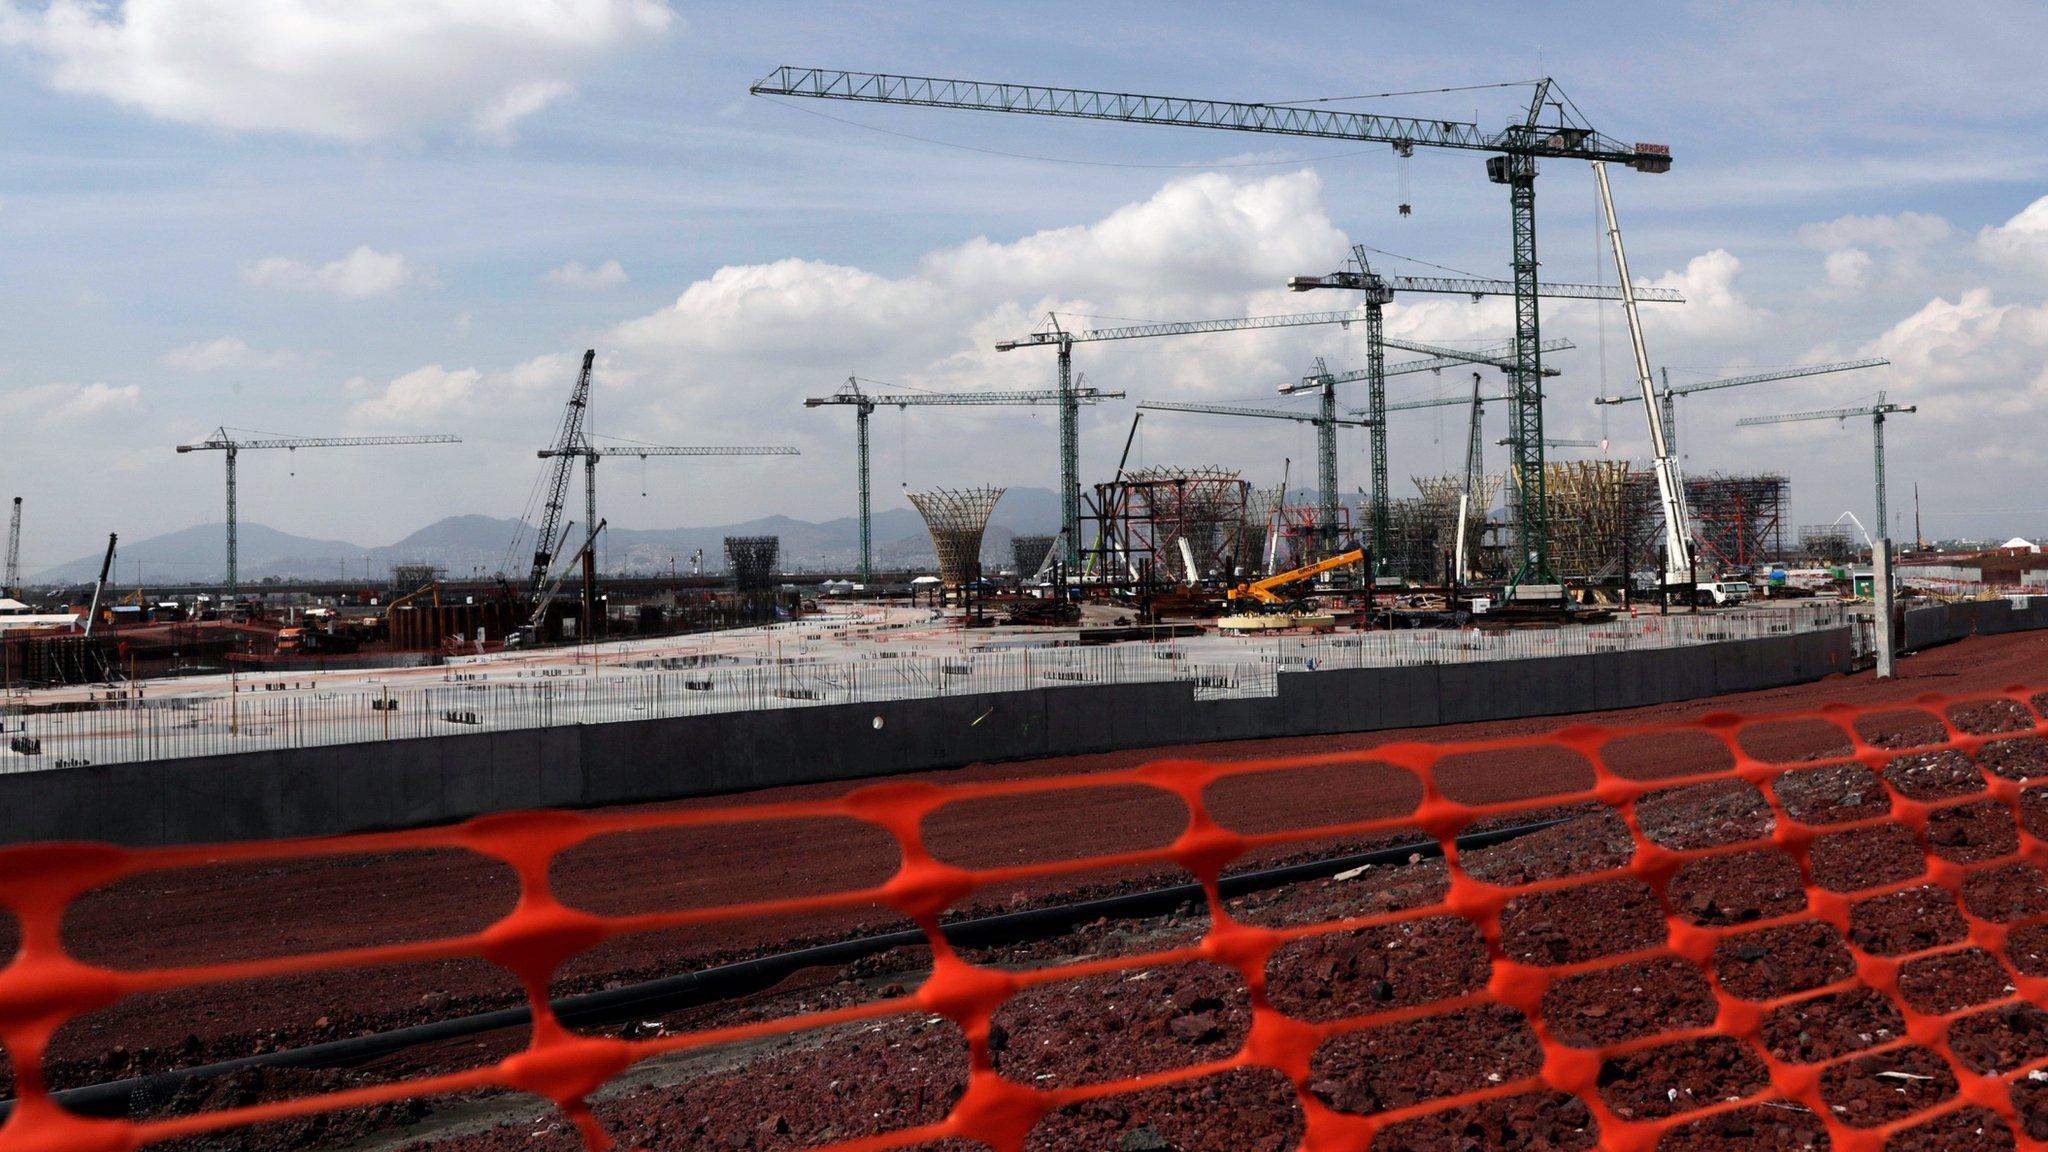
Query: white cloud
615,171,1350,382
160,335,302,372
1798,211,1953,252
1979,195,2048,272
1796,211,1955,295
0,381,142,426
346,352,596,427
1645,249,1767,336
0,0,674,141
344,365,481,426
543,259,629,290
1823,248,1874,291
241,246,418,299
474,79,574,142
1861,288,2048,389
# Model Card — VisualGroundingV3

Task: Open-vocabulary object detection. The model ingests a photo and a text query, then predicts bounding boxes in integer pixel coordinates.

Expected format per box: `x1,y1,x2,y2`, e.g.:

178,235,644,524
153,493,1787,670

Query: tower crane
1139,374,1377,554
176,428,460,603
994,309,1384,570
753,66,1674,581
1383,390,1515,413
1318,337,1576,393
804,378,1124,582
526,350,798,592
534,440,800,579
4,497,20,599
1289,243,1681,567
1739,393,1918,546
527,350,596,597
991,312,1555,569
1594,357,1890,457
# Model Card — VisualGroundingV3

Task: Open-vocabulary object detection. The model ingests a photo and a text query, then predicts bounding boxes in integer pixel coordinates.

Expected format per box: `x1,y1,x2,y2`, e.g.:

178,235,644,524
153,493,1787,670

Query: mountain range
31,489,1067,584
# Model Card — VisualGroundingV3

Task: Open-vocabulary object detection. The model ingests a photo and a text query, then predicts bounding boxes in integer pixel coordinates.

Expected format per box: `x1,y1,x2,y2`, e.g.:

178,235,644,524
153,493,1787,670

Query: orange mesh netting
4,687,2048,1150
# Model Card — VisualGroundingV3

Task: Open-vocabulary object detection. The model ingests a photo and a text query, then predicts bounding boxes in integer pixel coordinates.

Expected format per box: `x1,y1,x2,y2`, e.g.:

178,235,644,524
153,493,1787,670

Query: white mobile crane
1593,161,1696,600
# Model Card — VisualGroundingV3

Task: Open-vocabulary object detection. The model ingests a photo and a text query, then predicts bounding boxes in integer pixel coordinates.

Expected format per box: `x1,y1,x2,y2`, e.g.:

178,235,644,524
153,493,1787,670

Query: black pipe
19,816,1567,1120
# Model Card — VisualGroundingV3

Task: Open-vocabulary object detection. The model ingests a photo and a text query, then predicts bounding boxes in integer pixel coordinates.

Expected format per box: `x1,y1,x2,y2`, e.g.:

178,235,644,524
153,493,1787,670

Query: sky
4,1,2048,573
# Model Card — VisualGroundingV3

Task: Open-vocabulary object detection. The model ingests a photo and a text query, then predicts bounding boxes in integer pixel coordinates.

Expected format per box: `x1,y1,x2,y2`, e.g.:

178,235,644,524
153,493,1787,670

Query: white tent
2000,537,2040,553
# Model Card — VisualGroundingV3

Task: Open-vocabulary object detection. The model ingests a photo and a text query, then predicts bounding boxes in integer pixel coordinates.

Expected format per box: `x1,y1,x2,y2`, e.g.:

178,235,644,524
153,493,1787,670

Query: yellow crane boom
1230,548,1367,605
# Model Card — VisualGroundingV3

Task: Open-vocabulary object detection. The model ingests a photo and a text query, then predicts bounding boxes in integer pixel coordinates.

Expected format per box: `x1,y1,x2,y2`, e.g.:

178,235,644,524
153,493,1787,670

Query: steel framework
1799,524,1858,565
1092,467,1253,585
1543,460,1635,580
907,487,1006,588
1686,473,1789,569
723,536,781,593
1010,534,1056,578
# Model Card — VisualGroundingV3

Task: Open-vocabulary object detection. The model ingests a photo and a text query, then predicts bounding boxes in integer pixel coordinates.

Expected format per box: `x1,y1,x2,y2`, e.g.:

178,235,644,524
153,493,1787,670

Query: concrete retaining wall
0,629,1857,847
1902,597,2048,652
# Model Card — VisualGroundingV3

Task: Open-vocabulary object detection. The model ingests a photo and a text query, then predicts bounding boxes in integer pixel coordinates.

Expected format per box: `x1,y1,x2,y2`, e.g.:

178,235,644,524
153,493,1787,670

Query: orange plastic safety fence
4,687,2048,1151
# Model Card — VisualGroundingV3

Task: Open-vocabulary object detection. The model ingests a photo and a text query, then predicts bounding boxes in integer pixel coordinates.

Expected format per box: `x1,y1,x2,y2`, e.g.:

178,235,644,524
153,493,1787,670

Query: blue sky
4,1,2048,571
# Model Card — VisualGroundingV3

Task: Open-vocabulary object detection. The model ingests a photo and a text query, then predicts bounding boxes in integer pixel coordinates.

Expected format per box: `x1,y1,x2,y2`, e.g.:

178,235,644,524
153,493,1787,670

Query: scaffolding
908,487,1005,588
1010,534,1056,577
1800,523,1858,565
1399,473,1503,582
1687,473,1788,569
1545,460,1635,580
1623,472,1792,574
1243,485,1284,576
723,536,780,593
1091,466,1251,585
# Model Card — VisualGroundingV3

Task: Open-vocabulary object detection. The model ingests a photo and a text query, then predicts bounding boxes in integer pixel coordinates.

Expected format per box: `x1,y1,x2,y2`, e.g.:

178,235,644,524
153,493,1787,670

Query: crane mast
531,350,596,597
4,497,20,599
996,308,1372,570
1593,160,1693,585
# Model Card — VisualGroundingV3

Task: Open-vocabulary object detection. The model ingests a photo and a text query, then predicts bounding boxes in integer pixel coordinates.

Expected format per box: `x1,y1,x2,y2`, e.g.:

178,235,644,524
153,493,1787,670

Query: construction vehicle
1218,547,1368,632
509,519,605,649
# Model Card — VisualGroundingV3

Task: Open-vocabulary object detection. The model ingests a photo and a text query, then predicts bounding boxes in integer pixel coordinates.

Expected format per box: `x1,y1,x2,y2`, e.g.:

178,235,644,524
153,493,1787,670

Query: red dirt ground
12,628,2048,1150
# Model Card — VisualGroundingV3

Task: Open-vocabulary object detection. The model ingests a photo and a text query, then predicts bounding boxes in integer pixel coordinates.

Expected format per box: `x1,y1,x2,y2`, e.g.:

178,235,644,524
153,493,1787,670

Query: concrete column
1874,537,1895,679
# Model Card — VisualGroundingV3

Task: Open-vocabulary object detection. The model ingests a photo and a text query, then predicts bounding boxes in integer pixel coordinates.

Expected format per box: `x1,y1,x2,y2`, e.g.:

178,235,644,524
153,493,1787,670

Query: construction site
3,48,2048,1152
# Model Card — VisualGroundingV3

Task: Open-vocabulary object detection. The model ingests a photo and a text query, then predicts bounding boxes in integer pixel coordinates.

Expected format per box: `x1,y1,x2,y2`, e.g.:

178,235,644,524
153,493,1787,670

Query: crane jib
752,67,1670,169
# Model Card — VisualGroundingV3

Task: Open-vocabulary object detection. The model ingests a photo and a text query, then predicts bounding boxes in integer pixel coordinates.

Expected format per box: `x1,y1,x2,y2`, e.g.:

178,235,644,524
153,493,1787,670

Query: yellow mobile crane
1218,547,1368,632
